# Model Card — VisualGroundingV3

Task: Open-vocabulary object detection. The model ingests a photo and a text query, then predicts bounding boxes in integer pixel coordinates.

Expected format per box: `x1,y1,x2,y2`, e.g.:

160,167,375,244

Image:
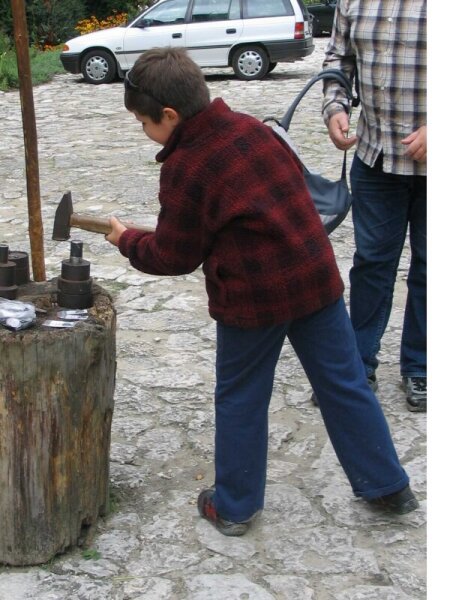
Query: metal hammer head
52,192,73,241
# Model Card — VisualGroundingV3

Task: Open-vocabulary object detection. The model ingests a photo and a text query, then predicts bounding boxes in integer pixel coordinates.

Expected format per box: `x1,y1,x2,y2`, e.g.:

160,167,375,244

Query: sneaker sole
368,496,420,515
197,488,249,536
395,497,420,514
216,522,249,536
406,400,427,413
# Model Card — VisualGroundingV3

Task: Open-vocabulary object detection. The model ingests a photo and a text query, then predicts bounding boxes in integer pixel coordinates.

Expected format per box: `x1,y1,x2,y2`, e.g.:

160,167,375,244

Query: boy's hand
401,125,427,163
105,216,127,246
328,112,357,151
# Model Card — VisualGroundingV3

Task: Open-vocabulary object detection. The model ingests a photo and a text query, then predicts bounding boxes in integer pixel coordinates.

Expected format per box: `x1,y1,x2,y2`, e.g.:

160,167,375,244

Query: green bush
0,53,18,91
27,0,87,48
0,0,13,40
28,45,65,84
1,1,86,48
1,1,154,48
84,1,155,20
0,45,65,92
0,30,11,53
0,31,14,90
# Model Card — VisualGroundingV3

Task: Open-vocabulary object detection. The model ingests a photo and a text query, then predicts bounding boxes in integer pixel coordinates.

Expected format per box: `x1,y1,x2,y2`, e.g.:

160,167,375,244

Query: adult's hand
401,125,427,163
105,216,127,247
327,112,357,151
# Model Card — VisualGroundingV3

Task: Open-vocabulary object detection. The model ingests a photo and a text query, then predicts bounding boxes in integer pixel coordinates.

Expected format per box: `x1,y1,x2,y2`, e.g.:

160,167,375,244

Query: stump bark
0,281,116,565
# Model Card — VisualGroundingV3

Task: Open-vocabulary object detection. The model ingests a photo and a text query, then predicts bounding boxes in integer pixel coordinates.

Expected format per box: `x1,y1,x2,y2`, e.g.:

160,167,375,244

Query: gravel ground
0,38,426,600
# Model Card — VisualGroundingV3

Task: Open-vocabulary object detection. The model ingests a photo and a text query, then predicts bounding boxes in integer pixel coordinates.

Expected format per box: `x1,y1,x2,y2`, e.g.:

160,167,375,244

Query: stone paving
0,39,426,599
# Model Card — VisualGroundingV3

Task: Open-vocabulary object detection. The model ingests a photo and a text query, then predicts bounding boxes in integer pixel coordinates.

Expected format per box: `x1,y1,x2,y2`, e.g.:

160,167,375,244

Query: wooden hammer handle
70,214,154,235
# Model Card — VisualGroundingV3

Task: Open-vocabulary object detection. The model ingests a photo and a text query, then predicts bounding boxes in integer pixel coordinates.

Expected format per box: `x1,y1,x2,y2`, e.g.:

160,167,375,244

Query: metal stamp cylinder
57,241,93,309
8,251,30,285
0,244,18,300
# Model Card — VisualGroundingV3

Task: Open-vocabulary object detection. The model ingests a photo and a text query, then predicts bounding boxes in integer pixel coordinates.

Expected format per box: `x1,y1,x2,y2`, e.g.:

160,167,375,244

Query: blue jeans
214,298,409,522
350,154,427,378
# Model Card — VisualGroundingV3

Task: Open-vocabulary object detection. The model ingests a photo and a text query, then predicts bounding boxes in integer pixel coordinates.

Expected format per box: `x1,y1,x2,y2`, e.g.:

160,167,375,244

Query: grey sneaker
367,484,419,515
197,488,252,536
402,377,427,412
310,374,378,406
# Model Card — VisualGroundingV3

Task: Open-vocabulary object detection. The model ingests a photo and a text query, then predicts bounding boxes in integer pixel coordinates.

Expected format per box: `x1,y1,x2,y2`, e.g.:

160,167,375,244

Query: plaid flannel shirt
119,99,343,328
322,0,427,176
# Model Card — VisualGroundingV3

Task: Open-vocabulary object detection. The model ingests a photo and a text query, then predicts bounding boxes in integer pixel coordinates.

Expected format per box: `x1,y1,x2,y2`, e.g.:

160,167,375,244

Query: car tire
81,50,117,84
268,62,277,73
232,46,269,81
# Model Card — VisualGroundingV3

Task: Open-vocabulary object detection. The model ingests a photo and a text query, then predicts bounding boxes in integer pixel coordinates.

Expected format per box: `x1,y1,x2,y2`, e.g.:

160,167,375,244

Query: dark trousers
350,154,427,378
214,297,409,522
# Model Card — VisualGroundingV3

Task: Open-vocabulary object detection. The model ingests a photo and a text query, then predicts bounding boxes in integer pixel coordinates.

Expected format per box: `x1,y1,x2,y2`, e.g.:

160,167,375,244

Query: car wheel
81,50,117,84
268,62,277,73
232,46,269,81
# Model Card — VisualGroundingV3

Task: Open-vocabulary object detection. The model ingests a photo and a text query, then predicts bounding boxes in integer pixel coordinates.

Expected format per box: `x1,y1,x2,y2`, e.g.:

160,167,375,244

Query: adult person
322,0,427,412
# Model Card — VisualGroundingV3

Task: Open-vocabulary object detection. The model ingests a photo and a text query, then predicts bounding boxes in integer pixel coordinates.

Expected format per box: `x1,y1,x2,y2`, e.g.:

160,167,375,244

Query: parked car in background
304,0,336,36
60,0,314,84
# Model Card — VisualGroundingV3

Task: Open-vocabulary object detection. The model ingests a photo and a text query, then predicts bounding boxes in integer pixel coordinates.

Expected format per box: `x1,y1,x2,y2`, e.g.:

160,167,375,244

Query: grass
108,489,121,514
81,548,102,560
0,35,65,91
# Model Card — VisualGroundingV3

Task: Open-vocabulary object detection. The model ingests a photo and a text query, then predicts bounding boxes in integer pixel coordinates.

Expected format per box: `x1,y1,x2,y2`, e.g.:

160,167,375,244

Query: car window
302,0,336,6
229,0,241,19
244,0,294,19
191,0,241,22
295,0,310,16
139,0,189,26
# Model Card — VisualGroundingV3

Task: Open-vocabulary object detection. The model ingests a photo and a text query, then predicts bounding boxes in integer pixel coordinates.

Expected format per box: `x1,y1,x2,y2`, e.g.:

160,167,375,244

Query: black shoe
197,488,251,536
367,484,419,515
402,377,427,412
310,374,378,406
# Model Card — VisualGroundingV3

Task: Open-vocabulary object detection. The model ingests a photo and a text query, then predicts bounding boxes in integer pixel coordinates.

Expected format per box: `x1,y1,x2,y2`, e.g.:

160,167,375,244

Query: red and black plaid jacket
119,98,343,328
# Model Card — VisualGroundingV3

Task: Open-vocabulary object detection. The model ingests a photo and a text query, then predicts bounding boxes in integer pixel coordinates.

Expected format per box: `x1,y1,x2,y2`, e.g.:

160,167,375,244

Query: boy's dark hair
124,47,210,122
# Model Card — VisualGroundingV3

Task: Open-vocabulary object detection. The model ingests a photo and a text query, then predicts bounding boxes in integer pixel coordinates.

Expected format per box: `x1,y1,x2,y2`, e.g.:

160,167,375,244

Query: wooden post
0,282,116,566
10,0,46,282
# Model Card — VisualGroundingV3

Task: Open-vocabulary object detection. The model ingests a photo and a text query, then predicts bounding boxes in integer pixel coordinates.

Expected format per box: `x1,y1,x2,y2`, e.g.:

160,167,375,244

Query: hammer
52,191,154,241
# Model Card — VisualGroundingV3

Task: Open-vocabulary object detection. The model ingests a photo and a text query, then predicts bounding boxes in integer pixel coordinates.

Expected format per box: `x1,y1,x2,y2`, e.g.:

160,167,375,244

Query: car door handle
226,28,236,34
172,33,182,38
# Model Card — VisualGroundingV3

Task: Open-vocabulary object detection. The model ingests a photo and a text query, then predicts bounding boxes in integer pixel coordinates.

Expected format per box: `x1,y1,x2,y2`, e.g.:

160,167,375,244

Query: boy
106,48,418,537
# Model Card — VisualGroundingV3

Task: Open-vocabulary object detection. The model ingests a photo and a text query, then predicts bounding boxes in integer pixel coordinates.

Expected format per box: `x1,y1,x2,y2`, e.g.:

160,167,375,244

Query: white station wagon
60,0,314,83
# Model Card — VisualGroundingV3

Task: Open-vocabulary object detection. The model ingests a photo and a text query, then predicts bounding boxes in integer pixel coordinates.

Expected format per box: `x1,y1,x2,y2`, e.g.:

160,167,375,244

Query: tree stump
0,280,116,566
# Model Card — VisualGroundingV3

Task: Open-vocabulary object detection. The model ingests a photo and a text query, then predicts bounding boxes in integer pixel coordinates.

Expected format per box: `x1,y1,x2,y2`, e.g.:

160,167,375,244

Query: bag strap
277,68,356,182
341,150,347,181
301,145,347,180
279,68,356,132
353,67,361,108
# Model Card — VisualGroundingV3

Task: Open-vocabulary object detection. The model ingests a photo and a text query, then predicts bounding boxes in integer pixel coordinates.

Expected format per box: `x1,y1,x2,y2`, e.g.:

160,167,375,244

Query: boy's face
132,109,181,145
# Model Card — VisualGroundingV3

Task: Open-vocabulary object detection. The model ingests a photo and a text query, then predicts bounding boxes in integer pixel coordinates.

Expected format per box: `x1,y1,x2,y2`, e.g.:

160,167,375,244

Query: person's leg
213,321,287,522
288,298,409,500
349,155,410,379
400,174,427,411
400,175,427,377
